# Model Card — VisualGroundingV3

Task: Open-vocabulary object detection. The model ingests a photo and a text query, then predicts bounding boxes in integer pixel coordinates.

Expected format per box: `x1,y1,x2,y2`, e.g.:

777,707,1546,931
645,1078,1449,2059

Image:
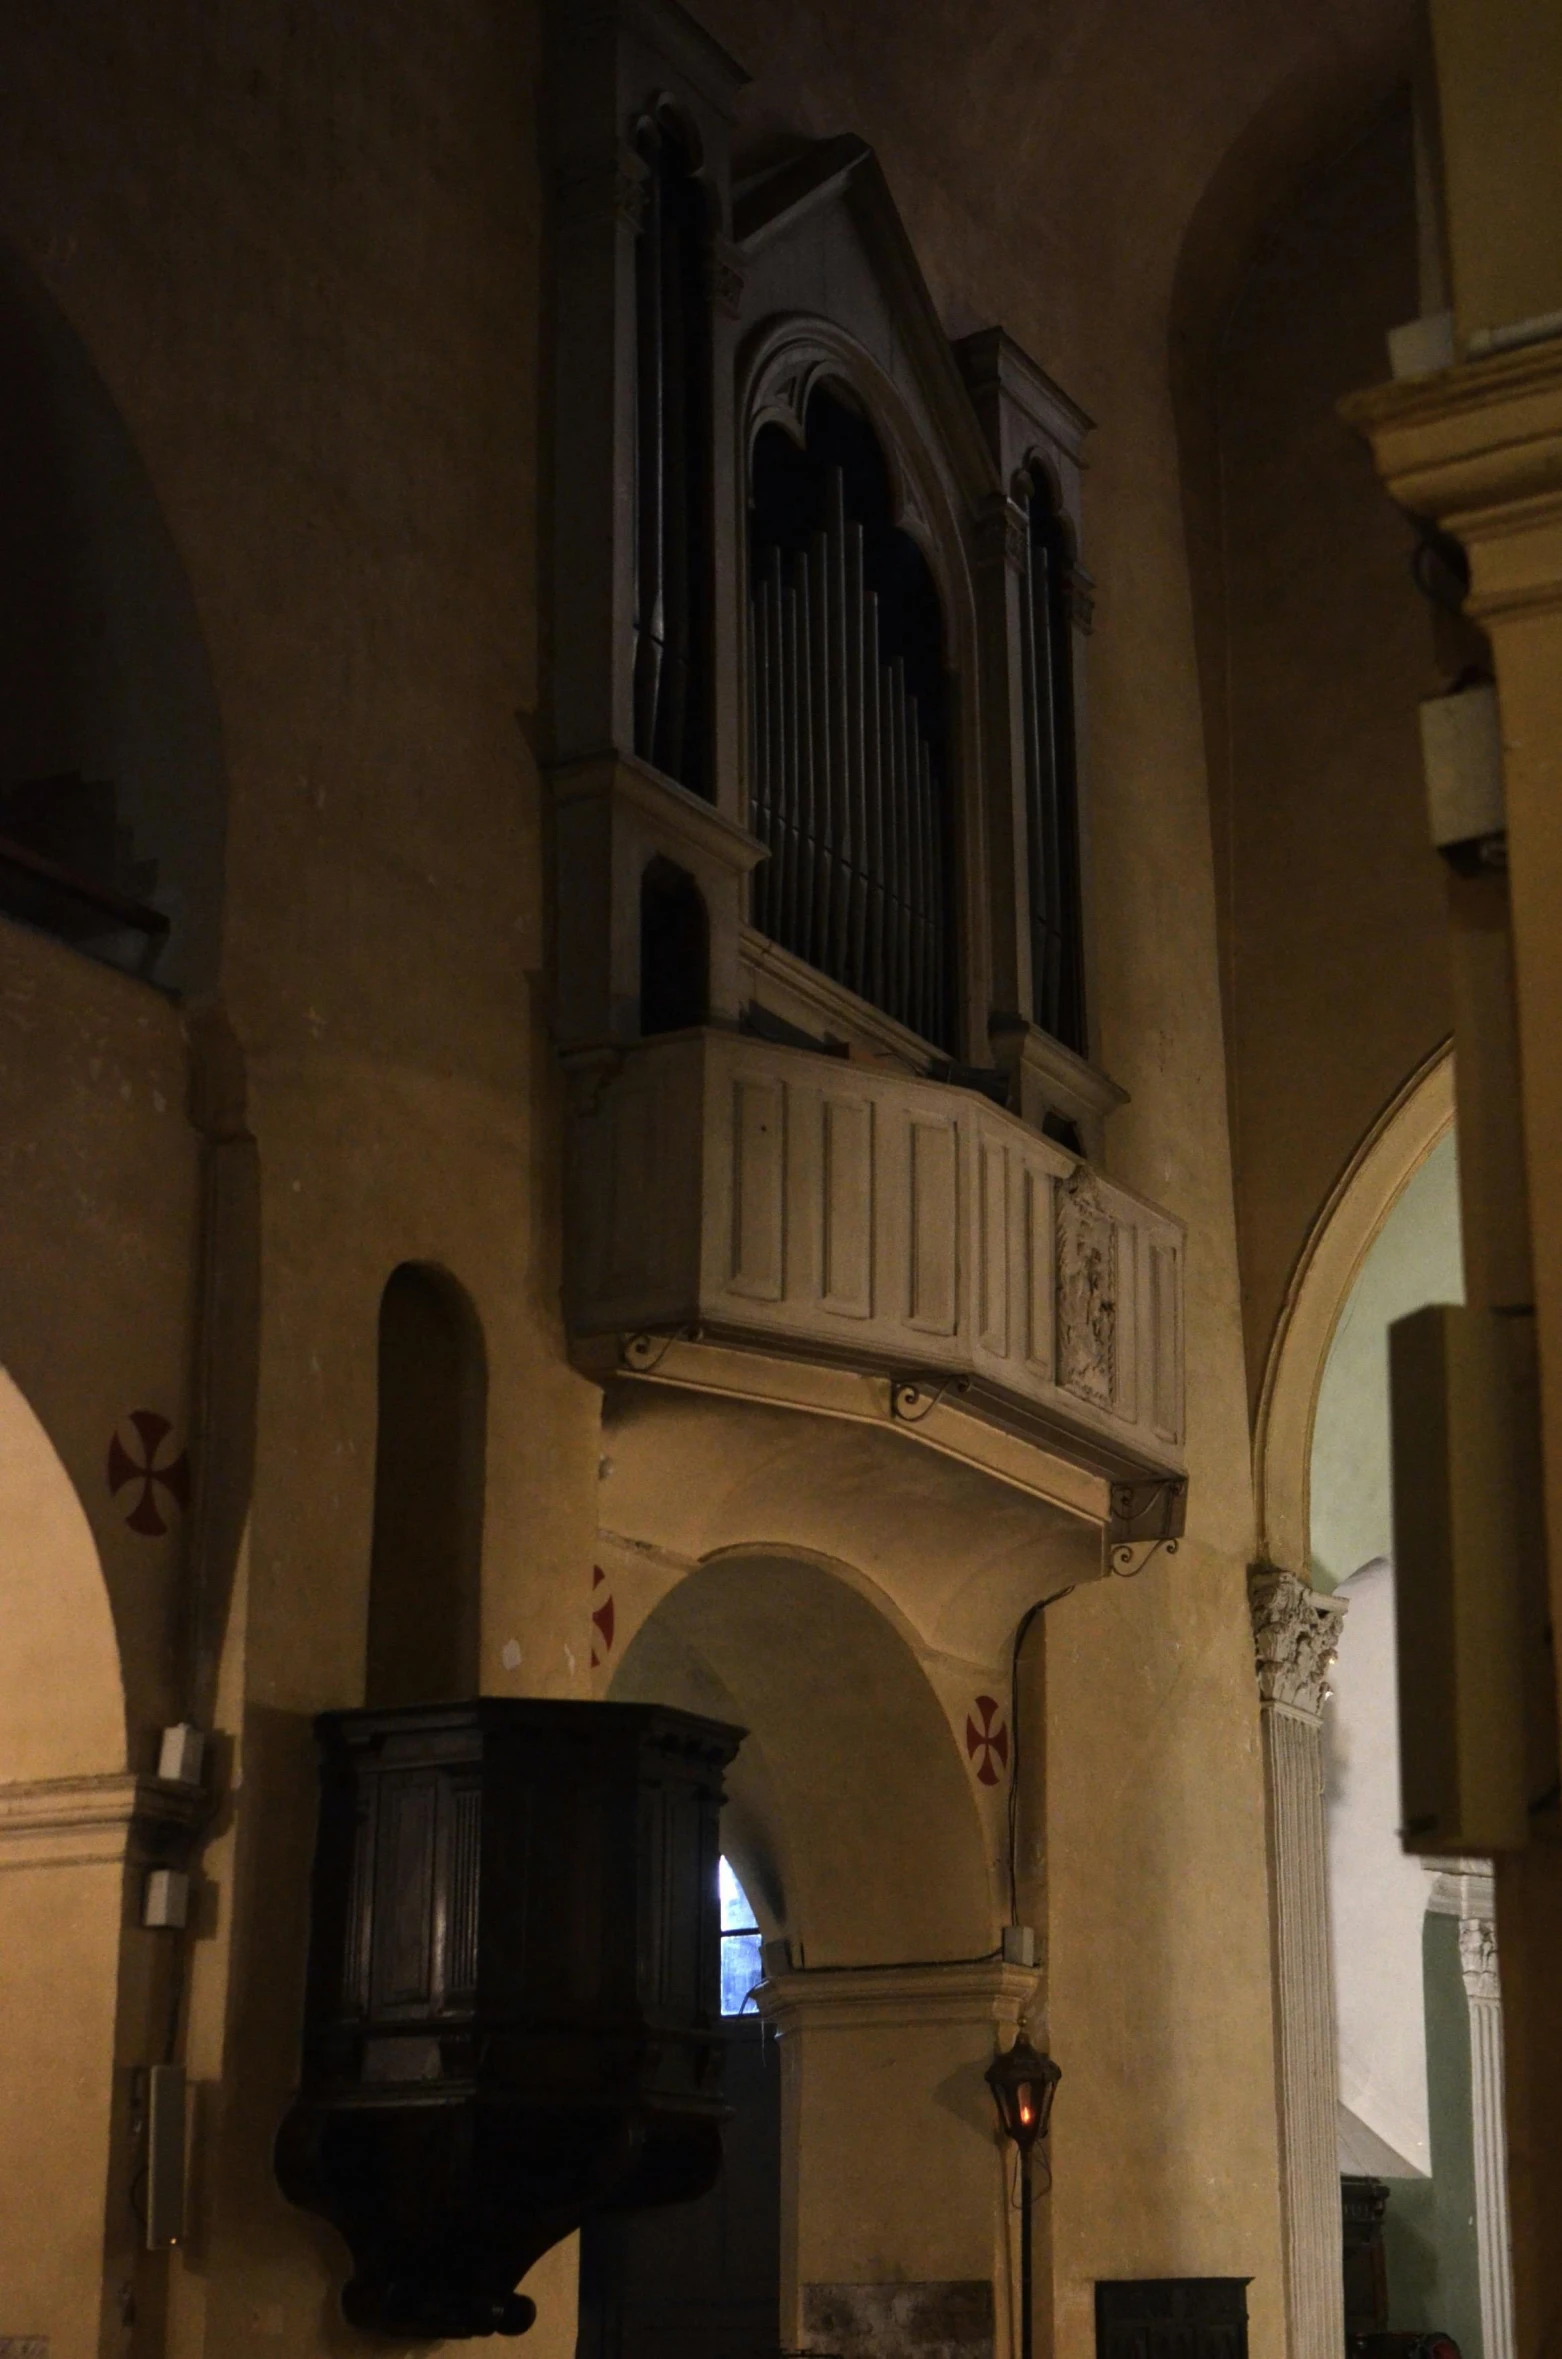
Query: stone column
1426,1862,1516,2359
1346,336,1562,2354
1249,1565,1347,2359
756,1960,1041,2359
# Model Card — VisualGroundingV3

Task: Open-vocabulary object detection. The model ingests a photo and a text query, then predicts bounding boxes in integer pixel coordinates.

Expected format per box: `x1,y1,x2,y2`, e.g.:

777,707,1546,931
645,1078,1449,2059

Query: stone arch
0,1358,125,1778
0,1360,129,2359
609,1548,993,1967
740,320,979,668
1254,1043,1454,1577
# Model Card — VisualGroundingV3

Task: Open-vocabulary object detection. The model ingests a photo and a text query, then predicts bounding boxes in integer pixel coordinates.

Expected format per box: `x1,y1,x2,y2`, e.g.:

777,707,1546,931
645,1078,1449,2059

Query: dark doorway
577,1861,781,2359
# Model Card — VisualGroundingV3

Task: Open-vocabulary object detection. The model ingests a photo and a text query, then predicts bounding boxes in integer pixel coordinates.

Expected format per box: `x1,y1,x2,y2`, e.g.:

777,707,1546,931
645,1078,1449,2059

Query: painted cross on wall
965,1694,1009,1786
106,1411,190,1537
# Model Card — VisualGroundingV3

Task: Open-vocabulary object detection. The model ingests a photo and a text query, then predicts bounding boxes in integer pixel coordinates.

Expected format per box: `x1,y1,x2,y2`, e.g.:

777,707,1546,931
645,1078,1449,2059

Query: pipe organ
748,464,953,1052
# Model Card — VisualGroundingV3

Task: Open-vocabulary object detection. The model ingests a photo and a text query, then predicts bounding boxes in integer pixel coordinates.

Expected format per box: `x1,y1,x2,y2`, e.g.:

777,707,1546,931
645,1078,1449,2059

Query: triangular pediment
733,135,1001,515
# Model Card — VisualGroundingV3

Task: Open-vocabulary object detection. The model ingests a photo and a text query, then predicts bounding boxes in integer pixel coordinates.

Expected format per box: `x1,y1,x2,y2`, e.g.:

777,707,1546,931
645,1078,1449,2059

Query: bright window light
718,1856,763,2015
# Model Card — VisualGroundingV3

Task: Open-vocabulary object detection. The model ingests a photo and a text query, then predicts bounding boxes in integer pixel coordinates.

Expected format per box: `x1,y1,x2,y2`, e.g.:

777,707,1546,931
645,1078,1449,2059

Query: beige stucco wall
0,1856,125,2357
689,3,1421,2350
1429,0,1562,344
0,924,201,1753
1188,99,1452,1410
0,0,1466,2350
0,2,598,2347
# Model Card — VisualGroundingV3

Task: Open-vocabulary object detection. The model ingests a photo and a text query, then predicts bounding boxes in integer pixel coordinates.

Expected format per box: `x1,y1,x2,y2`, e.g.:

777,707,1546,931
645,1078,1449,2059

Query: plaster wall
1325,1560,1431,2171
1402,1915,1482,2355
1314,1138,1462,2146
0,924,200,1753
1313,1129,1477,2332
0,0,1446,2350
1310,1129,1464,1588
0,1855,124,2358
783,2010,1006,2288
693,4,1424,2349
0,3,600,2348
1429,0,1562,343
1191,100,1452,1410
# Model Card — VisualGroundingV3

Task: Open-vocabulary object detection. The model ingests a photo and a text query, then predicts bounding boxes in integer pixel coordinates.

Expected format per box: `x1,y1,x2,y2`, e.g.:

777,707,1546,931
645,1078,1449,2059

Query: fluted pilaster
1427,1863,1515,2359
1249,1566,1347,2359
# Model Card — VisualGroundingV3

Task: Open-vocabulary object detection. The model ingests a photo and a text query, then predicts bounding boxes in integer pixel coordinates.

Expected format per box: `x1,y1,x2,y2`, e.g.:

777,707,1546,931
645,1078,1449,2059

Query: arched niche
610,1551,992,1967
0,238,227,991
738,320,986,1053
0,1361,124,1779
365,1263,488,1709
1255,1043,1454,1576
640,854,710,1035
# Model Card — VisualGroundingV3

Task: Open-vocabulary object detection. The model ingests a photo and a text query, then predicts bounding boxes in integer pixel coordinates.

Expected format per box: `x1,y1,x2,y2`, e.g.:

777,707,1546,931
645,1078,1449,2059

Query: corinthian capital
1459,1916,1501,2003
1248,1565,1345,1721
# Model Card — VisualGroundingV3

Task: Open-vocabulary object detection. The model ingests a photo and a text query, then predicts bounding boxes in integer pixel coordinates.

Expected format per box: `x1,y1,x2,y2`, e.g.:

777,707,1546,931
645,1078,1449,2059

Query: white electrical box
1387,310,1456,380
157,1723,206,1788
1419,685,1504,853
143,1868,190,1930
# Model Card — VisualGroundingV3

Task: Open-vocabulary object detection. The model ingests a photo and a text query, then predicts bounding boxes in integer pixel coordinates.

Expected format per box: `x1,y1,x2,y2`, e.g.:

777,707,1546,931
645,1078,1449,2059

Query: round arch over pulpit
0,1361,132,2357
610,1547,1037,2359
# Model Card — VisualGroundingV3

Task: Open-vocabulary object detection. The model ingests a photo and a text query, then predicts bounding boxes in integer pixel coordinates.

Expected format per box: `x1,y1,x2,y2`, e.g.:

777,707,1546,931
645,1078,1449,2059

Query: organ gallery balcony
565,1026,1185,1527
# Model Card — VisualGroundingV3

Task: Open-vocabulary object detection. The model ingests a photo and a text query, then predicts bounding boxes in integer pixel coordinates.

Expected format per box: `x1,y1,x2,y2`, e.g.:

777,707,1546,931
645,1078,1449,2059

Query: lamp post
986,2036,1061,2359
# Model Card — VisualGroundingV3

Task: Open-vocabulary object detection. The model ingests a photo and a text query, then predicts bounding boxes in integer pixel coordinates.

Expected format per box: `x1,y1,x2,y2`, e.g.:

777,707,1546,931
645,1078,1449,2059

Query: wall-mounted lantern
986,2035,1061,2359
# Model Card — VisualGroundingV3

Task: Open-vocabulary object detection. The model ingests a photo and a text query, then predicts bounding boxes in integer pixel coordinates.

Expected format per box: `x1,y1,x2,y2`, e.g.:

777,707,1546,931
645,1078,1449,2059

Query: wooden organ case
275,1699,744,2338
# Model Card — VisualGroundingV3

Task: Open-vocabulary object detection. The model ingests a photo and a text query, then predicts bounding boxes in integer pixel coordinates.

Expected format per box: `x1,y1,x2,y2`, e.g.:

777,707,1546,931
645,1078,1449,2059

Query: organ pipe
748,466,951,1048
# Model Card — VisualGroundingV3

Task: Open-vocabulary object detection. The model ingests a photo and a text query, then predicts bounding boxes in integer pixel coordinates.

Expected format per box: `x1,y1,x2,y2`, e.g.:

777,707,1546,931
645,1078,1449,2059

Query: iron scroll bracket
889,1373,973,1425
1106,1475,1187,1577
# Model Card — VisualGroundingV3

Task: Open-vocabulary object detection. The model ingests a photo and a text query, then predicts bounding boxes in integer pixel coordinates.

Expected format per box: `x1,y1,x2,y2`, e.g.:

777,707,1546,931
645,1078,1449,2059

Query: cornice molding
0,1772,203,1873
550,750,767,875
954,326,1094,464
1342,339,1562,621
756,1956,1040,2035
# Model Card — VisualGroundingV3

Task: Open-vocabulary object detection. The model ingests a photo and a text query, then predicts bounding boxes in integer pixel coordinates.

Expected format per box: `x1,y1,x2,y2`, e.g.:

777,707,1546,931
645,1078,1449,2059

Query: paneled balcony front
565,1027,1185,1503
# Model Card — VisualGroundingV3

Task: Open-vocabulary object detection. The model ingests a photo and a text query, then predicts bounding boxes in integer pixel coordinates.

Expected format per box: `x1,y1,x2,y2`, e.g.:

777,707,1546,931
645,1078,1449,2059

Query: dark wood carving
275,1698,744,2339
1095,2279,1250,2359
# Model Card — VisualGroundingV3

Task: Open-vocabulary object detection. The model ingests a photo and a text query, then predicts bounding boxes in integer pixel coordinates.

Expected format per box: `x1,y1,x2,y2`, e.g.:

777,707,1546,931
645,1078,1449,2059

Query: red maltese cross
107,1411,191,1538
965,1694,1010,1787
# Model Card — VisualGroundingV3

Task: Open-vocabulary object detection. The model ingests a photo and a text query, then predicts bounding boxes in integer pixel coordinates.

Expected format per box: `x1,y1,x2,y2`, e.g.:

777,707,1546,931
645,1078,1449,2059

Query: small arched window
365,1264,487,1709
747,386,953,1050
633,114,713,800
1020,476,1085,1054
640,855,709,1035
718,1856,762,2015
